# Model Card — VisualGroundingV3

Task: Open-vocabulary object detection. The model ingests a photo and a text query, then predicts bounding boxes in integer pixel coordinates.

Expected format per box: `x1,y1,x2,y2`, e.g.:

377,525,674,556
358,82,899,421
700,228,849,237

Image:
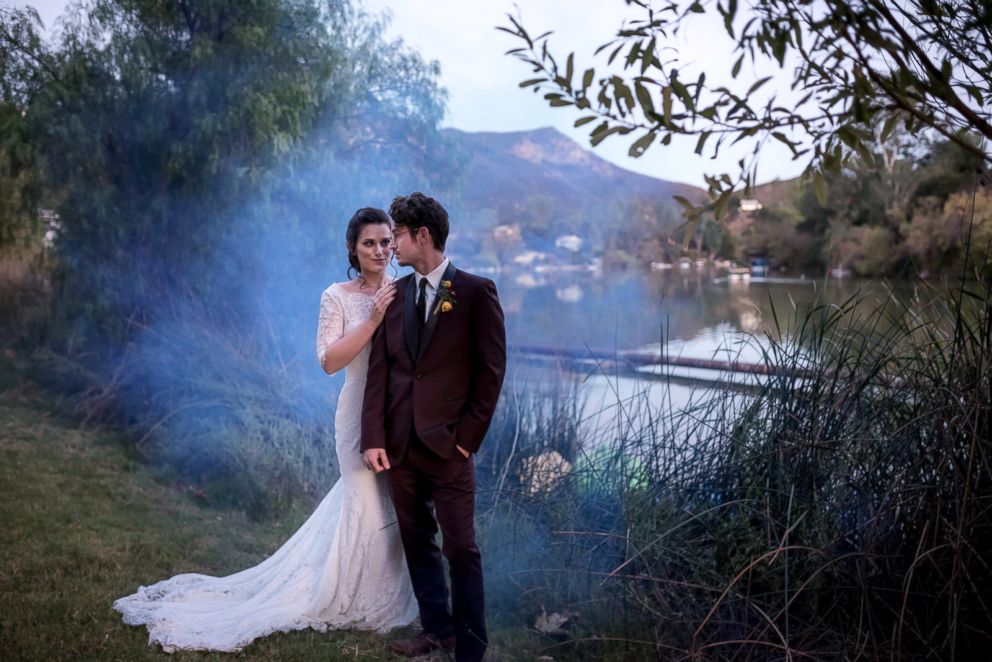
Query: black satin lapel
404,275,417,361
415,262,459,363
443,261,459,284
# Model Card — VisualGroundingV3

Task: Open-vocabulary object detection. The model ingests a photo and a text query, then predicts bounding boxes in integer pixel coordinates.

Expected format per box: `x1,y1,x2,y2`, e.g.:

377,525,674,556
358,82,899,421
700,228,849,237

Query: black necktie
416,277,428,329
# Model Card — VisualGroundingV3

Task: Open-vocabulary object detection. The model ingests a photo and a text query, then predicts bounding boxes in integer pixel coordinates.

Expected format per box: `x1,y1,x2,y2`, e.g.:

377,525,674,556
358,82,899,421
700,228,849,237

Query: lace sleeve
316,286,345,366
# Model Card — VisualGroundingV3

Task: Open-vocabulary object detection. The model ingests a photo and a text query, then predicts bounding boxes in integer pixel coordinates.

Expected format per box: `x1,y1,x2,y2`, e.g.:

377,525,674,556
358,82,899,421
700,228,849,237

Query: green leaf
590,124,626,147
771,131,798,156
589,121,609,140
628,131,656,157
611,77,636,115
771,33,787,64
714,190,732,219
837,125,859,149
607,43,624,64
746,76,772,96
641,37,656,75
681,217,701,244
582,68,594,90
625,41,642,69
672,78,694,112
731,53,744,78
854,140,875,167
634,80,655,116
519,78,545,88
879,113,900,143
964,85,983,106
722,2,736,38
812,170,827,205
694,131,711,155
940,59,952,83
860,27,901,55
574,116,598,127
662,86,673,126
673,195,699,212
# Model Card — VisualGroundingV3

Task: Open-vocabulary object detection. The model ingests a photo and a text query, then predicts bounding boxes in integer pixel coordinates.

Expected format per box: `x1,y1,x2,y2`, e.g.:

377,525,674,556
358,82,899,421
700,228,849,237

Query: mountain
440,127,706,251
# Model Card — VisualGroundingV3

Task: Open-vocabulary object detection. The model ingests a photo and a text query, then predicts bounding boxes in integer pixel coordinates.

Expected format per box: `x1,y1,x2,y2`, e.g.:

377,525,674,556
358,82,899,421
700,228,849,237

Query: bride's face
353,223,393,276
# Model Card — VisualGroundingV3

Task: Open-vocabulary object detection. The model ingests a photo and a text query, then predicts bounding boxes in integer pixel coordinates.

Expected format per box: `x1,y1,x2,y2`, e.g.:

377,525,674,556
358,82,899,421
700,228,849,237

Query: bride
113,207,417,652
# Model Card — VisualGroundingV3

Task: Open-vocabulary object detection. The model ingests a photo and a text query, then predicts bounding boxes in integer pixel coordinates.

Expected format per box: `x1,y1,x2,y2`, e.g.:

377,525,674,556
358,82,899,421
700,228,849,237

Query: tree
500,0,991,220
905,189,992,273
0,6,49,250
0,1,448,512
0,0,444,339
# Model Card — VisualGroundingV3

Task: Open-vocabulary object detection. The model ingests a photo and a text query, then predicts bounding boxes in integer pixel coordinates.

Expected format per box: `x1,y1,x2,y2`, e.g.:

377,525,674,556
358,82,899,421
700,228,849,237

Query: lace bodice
316,282,375,384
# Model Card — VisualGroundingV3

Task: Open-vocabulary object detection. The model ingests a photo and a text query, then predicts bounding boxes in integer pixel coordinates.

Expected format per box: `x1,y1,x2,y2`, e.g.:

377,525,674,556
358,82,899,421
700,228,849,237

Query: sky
18,0,805,187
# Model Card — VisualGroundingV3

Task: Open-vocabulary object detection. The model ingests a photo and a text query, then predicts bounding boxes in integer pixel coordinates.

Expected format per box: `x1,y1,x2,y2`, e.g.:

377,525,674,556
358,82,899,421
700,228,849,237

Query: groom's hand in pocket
363,448,391,473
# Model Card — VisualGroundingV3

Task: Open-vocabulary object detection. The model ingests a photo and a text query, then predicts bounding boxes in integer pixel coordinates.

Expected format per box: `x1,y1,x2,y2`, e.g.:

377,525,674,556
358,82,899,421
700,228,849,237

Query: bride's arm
316,284,395,375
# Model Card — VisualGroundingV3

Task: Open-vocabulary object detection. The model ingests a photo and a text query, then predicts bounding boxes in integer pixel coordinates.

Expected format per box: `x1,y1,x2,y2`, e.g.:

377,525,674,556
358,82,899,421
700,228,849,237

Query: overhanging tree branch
501,0,992,215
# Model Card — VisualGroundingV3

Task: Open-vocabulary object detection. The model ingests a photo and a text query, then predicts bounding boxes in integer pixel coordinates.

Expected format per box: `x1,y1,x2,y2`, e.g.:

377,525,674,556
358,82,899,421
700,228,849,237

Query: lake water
486,266,920,443
494,267,909,353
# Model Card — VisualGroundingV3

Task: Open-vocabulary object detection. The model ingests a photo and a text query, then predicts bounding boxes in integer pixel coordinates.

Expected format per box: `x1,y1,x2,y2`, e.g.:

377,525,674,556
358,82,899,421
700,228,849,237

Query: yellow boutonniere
433,280,457,315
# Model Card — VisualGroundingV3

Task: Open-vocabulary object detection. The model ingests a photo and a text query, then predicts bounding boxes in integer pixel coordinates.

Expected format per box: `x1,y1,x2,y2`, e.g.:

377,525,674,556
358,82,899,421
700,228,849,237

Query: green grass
0,365,553,661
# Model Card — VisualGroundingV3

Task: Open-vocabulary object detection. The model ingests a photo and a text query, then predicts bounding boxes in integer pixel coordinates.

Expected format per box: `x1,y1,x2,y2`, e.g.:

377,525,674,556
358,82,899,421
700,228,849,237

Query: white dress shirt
414,257,450,323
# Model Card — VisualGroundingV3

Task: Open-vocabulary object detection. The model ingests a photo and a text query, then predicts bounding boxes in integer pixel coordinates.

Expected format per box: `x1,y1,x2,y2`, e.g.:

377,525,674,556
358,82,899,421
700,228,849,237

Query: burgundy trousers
387,436,487,662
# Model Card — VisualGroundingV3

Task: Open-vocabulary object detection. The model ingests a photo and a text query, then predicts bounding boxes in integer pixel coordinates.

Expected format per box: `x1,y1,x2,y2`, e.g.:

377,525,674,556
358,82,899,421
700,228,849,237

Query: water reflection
490,267,921,442
554,284,583,304
494,267,913,354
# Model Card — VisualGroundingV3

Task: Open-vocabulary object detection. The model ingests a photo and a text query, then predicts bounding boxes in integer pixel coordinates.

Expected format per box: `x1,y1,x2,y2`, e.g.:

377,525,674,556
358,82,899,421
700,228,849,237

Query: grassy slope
0,360,558,661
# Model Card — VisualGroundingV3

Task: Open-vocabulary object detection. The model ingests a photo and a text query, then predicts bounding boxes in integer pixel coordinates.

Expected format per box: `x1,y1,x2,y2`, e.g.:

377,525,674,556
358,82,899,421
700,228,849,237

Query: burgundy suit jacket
360,263,506,465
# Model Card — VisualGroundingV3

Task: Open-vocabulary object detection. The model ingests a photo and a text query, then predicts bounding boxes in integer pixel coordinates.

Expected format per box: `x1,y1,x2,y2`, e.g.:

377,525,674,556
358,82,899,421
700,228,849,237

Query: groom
361,192,506,661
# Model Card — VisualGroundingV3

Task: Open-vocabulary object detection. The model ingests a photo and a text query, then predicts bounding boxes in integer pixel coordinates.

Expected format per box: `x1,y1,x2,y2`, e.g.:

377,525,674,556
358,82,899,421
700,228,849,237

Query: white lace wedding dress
113,283,417,652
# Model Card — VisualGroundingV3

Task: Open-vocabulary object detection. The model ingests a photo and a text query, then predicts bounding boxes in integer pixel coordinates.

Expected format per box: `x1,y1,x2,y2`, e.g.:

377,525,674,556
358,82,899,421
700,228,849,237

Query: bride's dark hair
345,207,393,278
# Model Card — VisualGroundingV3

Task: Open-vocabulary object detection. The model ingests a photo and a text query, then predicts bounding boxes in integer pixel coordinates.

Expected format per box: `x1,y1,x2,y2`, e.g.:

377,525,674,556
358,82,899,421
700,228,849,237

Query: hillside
746,177,804,210
441,127,706,250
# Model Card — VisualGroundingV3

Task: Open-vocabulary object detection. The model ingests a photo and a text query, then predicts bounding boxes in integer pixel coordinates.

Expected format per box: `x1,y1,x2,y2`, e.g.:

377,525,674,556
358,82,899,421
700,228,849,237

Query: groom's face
392,224,426,268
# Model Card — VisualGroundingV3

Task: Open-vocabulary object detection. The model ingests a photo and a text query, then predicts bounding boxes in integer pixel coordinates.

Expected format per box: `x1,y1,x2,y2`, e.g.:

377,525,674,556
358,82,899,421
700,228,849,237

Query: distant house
513,250,547,266
740,198,763,212
555,284,583,303
750,256,769,277
555,234,583,252
39,209,61,248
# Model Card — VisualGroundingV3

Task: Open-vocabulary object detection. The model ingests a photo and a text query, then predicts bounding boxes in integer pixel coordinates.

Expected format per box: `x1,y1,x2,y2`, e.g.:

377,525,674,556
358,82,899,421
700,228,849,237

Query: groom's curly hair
389,192,448,250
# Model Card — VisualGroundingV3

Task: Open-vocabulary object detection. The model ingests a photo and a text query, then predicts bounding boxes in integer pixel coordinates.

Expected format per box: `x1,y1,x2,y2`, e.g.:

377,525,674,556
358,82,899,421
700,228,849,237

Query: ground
0,359,551,661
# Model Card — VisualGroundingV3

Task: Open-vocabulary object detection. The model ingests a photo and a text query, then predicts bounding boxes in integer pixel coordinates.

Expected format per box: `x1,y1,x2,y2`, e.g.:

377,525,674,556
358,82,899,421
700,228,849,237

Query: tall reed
477,275,991,660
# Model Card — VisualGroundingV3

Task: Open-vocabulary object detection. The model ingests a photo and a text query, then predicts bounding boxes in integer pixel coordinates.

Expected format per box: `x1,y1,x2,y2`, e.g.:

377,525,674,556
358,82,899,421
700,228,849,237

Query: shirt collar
416,257,449,292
